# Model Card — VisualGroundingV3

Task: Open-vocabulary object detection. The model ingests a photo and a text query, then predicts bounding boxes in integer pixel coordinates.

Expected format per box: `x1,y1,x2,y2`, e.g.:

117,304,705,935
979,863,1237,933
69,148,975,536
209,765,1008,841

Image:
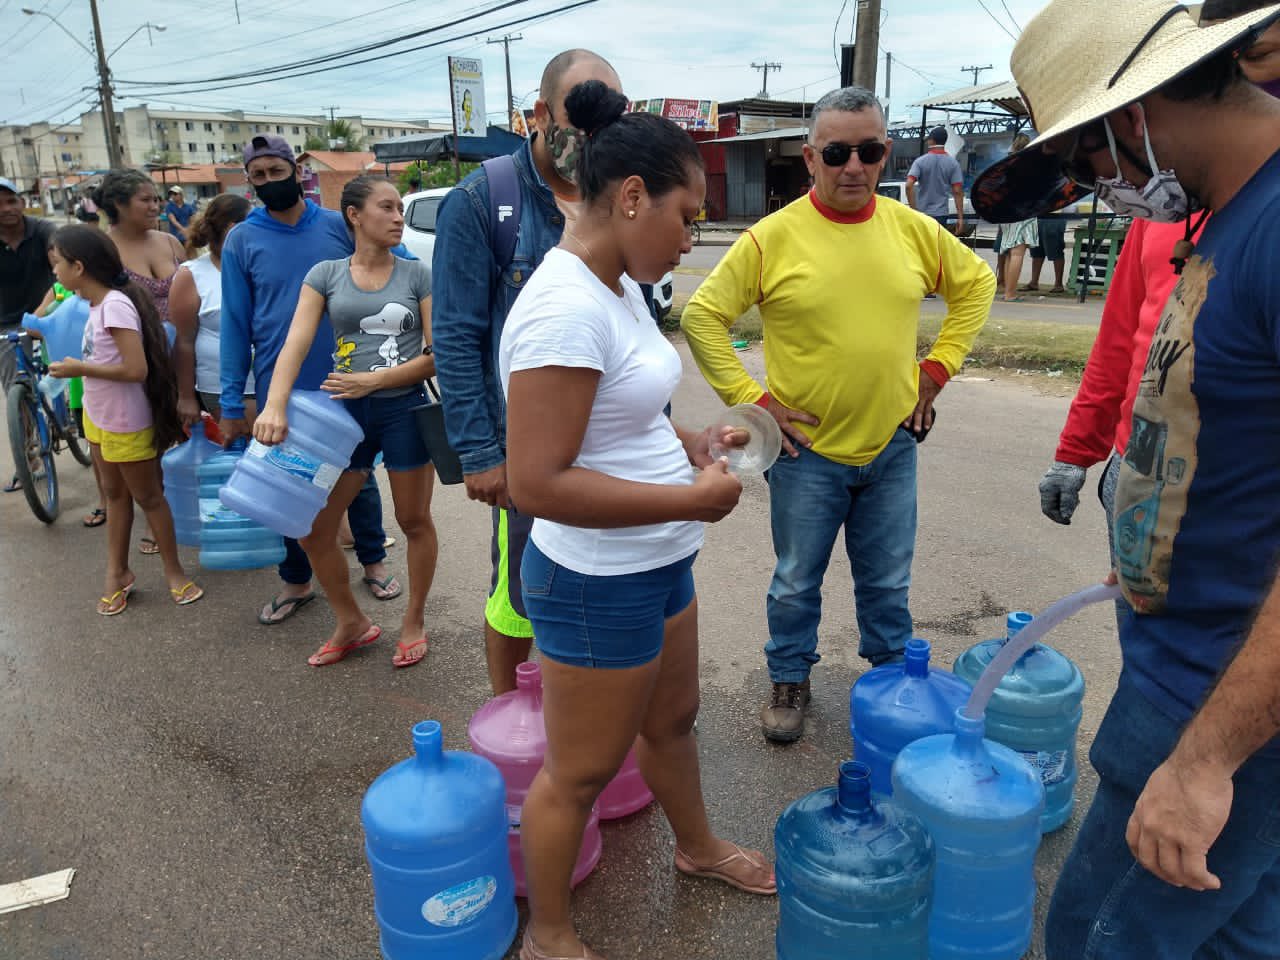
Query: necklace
562,230,593,263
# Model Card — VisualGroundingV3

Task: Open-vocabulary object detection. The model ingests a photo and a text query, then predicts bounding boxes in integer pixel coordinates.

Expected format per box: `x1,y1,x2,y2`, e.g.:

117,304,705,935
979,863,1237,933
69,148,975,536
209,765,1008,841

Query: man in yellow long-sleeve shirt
682,86,995,743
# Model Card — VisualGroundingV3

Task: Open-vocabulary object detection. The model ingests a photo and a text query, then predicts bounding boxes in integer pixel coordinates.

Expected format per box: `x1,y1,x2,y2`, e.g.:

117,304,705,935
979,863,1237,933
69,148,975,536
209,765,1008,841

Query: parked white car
876,180,977,235
400,187,451,264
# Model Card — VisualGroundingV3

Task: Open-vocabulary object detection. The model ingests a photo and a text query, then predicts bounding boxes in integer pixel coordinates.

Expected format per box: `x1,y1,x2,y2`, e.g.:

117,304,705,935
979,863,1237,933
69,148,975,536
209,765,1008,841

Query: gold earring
627,209,636,219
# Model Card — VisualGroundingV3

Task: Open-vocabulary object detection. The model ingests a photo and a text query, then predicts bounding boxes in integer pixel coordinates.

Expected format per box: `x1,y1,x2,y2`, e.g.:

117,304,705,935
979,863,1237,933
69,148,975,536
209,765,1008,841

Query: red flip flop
392,635,429,669
308,625,381,667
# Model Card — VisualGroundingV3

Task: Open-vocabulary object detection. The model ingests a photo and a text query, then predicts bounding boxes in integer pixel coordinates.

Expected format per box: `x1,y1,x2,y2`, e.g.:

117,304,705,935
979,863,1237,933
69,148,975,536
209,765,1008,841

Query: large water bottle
197,440,287,570
219,389,364,539
22,295,89,366
775,760,934,960
163,416,221,547
953,612,1085,833
362,720,518,960
850,638,973,796
891,710,1044,960
596,748,654,820
467,662,602,896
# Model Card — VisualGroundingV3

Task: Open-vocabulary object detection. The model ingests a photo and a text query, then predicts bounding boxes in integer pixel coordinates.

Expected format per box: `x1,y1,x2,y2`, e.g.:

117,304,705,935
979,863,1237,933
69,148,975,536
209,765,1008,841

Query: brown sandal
674,842,776,895
519,930,606,960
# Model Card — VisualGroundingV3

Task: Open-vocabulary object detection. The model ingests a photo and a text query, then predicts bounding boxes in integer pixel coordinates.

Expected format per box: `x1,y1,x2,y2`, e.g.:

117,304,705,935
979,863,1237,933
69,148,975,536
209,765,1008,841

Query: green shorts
484,507,535,638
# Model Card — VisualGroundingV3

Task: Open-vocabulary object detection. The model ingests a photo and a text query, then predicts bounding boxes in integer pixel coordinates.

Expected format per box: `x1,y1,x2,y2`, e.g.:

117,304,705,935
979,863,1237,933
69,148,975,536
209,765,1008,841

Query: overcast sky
2,0,1046,130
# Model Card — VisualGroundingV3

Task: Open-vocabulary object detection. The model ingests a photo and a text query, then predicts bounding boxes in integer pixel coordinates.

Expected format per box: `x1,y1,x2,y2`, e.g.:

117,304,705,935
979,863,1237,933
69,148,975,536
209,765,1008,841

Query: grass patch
668,302,1095,375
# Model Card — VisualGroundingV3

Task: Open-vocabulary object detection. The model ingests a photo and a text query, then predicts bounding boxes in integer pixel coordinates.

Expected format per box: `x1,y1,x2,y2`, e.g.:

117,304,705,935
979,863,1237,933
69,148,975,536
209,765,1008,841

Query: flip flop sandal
138,537,160,555
3,475,22,493
82,508,107,527
392,635,429,669
258,591,317,625
674,843,777,895
97,578,137,617
519,930,607,960
170,581,204,606
363,574,403,601
308,624,381,667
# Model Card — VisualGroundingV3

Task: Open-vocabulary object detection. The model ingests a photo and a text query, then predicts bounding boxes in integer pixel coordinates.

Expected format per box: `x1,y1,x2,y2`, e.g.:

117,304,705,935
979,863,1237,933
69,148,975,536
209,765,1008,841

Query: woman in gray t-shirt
254,176,438,671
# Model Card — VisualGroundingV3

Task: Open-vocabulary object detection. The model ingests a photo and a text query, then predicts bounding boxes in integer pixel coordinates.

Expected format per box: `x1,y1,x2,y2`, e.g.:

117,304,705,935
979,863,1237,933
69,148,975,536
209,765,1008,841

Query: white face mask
1093,106,1191,223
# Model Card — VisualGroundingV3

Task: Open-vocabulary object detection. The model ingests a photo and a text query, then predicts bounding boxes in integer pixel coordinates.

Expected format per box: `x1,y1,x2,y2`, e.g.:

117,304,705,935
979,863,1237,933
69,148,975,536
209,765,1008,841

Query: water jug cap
413,720,444,765
836,760,876,815
515,661,541,692
1006,611,1034,639
953,707,985,740
904,637,930,676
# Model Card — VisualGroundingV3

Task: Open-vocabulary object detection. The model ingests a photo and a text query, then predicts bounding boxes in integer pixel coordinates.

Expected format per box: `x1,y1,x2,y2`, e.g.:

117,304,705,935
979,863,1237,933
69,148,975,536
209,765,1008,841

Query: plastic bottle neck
835,761,882,823
904,638,930,678
515,662,543,706
951,710,988,760
413,720,444,768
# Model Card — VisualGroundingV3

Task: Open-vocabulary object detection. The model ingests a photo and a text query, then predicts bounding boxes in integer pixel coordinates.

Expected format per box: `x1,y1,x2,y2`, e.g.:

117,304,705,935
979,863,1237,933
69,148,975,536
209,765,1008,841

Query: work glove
1039,461,1088,525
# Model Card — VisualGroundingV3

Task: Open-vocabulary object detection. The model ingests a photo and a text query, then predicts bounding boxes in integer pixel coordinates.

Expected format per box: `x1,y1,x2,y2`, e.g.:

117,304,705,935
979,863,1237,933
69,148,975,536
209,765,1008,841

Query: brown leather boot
760,679,811,743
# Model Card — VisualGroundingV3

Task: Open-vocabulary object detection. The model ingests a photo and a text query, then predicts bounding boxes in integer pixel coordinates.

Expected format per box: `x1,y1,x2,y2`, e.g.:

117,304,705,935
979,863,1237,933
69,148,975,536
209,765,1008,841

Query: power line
973,0,1019,41
1000,0,1022,31
115,0,535,87
118,0,600,99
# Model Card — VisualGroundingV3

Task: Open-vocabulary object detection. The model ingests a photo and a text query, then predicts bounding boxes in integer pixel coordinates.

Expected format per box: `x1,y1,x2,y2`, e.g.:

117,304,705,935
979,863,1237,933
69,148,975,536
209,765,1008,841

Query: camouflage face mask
545,119,583,184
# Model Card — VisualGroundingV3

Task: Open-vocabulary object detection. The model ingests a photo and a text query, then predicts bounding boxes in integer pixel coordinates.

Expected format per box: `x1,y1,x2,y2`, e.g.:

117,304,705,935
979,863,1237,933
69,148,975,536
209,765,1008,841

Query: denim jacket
431,139,565,475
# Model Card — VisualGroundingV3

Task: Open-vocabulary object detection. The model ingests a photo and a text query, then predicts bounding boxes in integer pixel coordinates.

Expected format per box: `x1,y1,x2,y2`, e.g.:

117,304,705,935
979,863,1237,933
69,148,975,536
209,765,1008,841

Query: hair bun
564,79,628,137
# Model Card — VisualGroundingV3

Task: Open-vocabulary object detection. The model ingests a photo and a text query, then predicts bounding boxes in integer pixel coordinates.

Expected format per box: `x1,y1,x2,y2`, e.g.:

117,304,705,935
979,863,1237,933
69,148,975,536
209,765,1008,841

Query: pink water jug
467,662,602,896
597,749,654,820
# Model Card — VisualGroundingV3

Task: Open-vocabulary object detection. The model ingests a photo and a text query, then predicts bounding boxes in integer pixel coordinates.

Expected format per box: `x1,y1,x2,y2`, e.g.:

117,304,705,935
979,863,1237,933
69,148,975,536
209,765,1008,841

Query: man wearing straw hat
972,1,1280,955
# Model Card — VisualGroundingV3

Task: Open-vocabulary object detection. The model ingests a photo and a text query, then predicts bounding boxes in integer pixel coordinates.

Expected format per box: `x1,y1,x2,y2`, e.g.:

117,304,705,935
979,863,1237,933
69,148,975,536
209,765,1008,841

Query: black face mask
254,174,302,212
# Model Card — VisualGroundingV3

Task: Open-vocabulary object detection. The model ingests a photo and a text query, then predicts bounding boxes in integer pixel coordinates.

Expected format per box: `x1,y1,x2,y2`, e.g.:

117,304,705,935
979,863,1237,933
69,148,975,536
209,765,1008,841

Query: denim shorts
343,387,429,472
521,540,698,669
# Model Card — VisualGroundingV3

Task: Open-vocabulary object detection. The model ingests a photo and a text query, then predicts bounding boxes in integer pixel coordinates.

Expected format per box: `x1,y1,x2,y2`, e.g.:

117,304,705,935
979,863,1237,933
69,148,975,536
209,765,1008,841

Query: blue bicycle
4,331,92,523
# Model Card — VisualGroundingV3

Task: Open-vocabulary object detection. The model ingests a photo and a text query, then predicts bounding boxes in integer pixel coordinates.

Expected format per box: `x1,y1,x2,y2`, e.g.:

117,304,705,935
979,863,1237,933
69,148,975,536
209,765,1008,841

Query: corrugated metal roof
910,81,1027,115
704,126,810,144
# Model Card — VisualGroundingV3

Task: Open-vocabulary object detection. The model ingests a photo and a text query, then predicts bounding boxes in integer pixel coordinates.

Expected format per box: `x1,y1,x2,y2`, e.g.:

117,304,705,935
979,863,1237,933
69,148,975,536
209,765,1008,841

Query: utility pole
323,105,340,146
852,0,882,91
751,61,782,98
959,65,992,116
487,34,522,123
884,51,893,121
88,0,120,167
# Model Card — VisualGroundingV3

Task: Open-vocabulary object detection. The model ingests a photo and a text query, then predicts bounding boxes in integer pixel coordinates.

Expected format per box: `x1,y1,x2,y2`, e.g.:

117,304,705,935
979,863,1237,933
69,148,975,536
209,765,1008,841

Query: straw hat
971,0,1280,222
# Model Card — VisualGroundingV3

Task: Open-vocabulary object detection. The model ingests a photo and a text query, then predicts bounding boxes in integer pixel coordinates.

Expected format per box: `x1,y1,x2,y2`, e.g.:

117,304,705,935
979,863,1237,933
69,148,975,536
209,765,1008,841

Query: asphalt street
0,343,1119,960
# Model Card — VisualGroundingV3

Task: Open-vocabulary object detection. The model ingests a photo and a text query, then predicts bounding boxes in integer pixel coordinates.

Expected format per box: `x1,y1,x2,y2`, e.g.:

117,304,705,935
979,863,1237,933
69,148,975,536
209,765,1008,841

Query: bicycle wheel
50,393,92,467
7,382,59,523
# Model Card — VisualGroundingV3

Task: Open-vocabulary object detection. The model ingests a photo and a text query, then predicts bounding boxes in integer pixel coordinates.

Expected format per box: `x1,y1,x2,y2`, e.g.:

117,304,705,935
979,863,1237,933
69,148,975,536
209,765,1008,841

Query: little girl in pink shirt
46,225,203,615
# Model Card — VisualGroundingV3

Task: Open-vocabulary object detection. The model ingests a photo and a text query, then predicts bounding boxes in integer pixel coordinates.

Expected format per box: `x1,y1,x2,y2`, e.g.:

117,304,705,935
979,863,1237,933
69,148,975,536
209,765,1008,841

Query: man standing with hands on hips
682,86,994,744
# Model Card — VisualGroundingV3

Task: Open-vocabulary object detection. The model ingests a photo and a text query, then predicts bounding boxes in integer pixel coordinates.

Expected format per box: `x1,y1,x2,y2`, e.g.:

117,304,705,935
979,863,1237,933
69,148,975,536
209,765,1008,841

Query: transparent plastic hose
962,582,1122,720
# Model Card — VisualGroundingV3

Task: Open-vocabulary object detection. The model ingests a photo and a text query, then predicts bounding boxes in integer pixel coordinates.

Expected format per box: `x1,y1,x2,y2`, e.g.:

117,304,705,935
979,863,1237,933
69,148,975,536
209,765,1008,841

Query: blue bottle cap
1006,611,1034,639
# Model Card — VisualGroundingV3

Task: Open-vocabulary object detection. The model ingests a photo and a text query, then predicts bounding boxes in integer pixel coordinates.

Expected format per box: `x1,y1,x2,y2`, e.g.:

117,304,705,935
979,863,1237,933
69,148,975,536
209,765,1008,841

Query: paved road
0,347,1117,959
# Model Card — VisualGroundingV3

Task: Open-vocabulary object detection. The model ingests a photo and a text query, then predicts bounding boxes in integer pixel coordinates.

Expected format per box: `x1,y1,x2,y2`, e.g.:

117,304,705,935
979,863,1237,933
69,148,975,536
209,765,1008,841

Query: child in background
45,225,203,615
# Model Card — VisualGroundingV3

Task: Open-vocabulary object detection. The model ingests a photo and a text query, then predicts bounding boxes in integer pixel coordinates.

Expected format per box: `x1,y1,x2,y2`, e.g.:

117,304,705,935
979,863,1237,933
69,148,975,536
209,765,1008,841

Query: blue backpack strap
481,154,521,270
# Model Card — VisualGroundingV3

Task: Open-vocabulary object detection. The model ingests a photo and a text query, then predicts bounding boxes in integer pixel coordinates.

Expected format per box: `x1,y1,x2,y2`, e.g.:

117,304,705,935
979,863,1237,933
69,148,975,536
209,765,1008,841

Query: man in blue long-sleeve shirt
432,50,623,694
220,135,400,624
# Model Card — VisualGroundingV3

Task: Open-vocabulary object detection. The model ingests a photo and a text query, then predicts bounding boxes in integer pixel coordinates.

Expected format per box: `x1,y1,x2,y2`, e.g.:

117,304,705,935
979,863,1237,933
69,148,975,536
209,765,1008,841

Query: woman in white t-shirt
500,80,774,960
169,193,253,424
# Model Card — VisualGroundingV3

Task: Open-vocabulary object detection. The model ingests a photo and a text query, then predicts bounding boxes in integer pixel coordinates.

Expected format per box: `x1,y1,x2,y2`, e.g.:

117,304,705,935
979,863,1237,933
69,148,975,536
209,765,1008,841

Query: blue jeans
763,429,917,682
278,471,387,585
1046,671,1280,960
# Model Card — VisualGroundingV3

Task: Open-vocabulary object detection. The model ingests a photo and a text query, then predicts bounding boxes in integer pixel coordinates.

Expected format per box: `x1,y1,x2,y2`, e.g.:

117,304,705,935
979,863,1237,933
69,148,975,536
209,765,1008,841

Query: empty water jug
954,611,1085,833
219,389,363,539
197,440,286,570
850,638,973,796
596,748,654,820
22,294,89,367
776,761,934,960
163,416,221,546
362,720,517,960
467,662,602,896
891,710,1044,960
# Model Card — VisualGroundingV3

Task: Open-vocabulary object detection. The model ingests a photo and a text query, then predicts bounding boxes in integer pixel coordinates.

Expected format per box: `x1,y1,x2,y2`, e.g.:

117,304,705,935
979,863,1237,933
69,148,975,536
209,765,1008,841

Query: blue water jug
22,295,89,366
163,417,221,547
219,389,363,539
953,611,1085,833
891,710,1044,960
362,720,518,960
197,440,286,570
776,760,934,960
850,638,973,796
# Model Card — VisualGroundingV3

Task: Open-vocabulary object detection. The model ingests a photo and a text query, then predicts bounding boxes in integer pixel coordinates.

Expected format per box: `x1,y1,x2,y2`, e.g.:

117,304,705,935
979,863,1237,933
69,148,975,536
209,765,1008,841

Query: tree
303,120,365,152
396,160,479,192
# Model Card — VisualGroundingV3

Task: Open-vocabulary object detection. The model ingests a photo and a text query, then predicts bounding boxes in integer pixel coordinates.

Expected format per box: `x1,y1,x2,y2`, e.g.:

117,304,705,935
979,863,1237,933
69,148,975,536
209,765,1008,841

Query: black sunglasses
820,141,888,167
1060,121,1152,189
